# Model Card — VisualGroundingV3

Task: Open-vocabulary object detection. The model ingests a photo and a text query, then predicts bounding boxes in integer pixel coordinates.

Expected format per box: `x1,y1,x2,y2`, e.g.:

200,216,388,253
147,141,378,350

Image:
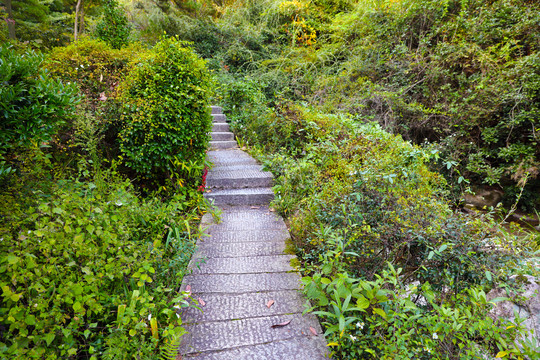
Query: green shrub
95,0,131,50
44,39,144,171
0,174,202,359
0,45,78,182
117,36,212,185
45,38,140,105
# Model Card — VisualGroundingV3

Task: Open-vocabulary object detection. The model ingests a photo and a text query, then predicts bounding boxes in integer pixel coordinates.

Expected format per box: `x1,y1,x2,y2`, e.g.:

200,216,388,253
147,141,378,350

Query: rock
487,275,540,344
463,187,503,209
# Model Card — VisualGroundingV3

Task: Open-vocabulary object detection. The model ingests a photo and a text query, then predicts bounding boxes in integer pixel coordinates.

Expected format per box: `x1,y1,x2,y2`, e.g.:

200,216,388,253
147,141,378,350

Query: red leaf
198,297,206,307
309,327,318,336
266,299,275,308
271,320,291,328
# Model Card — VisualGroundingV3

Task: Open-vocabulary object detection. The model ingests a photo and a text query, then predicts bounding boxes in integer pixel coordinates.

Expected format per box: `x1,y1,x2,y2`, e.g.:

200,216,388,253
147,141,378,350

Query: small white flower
350,335,357,342
356,322,364,329
432,333,438,340
148,313,152,321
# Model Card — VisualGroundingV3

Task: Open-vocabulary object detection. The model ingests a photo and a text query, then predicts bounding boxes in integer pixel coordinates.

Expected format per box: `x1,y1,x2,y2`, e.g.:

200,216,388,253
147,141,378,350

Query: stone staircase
178,106,329,359
204,106,274,206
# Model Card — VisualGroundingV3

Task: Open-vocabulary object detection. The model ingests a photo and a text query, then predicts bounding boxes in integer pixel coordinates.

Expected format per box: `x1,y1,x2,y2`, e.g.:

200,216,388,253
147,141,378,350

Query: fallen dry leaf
309,327,318,336
250,206,260,209
266,299,275,308
198,297,206,307
99,92,107,101
269,208,275,212
271,320,291,328
185,285,191,296
176,354,183,360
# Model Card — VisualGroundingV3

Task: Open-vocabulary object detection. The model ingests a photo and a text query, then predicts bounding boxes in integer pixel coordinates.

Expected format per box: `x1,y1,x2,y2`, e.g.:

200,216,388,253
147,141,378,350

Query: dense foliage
176,0,540,210
0,45,78,181
1,20,213,359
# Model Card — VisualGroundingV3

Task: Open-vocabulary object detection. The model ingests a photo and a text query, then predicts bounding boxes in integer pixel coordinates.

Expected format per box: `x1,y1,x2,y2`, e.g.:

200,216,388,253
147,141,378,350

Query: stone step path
178,106,329,359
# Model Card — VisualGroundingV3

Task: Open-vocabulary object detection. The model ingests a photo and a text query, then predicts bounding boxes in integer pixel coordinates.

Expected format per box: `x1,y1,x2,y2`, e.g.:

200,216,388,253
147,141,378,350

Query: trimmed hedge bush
118,37,212,186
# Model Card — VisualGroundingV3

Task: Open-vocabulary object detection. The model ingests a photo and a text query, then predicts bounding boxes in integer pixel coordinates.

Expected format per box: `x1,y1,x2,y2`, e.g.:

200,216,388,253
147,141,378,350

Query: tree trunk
6,0,16,40
80,3,85,34
74,0,83,40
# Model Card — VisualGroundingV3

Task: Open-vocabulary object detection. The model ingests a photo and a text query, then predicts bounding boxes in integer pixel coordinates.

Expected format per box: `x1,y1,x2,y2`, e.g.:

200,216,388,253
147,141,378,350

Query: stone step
211,132,235,141
189,255,295,275
182,272,301,293
210,141,238,150
183,336,328,360
192,241,287,259
212,114,226,122
212,123,229,132
180,313,325,357
204,187,274,205
207,150,258,166
206,166,273,189
200,229,290,243
181,290,309,323
211,106,222,114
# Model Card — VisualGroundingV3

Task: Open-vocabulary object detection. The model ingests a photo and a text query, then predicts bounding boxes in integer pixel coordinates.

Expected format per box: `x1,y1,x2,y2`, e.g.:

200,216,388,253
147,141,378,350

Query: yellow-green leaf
373,308,387,319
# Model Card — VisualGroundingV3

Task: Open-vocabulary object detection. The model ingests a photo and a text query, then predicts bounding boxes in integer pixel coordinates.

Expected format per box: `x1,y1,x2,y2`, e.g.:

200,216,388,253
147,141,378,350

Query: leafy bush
95,0,131,50
0,173,202,359
0,45,78,180
117,36,212,185
44,39,144,172
303,265,539,359
45,38,140,106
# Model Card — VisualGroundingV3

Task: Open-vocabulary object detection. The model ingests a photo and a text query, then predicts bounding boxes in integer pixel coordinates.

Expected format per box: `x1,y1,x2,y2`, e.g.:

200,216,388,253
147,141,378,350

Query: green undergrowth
216,94,540,358
0,162,206,359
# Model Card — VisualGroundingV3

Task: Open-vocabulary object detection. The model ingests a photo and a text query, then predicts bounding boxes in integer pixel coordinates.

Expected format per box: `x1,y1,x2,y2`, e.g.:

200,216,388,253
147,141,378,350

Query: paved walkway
178,107,329,359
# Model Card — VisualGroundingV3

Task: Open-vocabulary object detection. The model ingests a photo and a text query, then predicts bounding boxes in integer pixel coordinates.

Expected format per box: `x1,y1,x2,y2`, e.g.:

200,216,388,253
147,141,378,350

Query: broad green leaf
373,308,387,319
25,314,36,325
7,255,19,265
44,332,55,346
356,295,369,310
